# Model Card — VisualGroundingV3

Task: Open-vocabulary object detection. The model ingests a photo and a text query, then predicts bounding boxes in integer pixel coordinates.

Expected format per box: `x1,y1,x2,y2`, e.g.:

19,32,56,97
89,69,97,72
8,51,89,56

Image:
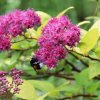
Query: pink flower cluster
0,9,41,51
0,68,23,96
35,16,80,68
0,35,11,51
9,68,23,94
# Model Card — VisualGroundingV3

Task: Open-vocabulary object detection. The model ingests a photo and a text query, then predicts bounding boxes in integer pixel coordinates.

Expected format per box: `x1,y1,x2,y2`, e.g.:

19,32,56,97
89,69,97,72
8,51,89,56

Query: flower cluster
35,16,80,68
0,68,23,97
0,35,11,51
0,9,41,51
9,68,23,94
0,71,10,96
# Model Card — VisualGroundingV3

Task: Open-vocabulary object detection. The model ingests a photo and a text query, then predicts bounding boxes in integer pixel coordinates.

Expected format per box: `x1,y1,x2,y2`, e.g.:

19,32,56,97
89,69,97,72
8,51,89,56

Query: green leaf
25,28,37,39
57,6,74,17
75,68,90,86
49,81,70,97
54,81,80,95
78,28,99,54
85,16,100,20
15,80,37,100
95,47,100,58
11,41,29,50
29,80,59,98
87,82,100,93
89,20,100,35
4,52,21,66
56,81,70,91
36,11,51,23
7,78,37,100
37,20,48,35
58,84,80,95
89,61,100,79
37,93,49,100
11,40,36,50
28,80,54,92
77,21,90,27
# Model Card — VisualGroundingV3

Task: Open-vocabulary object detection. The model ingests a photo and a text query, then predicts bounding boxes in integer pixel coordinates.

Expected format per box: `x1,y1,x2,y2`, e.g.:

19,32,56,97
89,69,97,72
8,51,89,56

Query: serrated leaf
89,61,100,79
57,6,74,17
78,28,99,54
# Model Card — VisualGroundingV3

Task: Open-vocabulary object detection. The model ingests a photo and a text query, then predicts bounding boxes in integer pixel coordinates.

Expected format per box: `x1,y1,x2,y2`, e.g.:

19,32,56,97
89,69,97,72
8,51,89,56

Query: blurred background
0,0,98,24
0,1,100,100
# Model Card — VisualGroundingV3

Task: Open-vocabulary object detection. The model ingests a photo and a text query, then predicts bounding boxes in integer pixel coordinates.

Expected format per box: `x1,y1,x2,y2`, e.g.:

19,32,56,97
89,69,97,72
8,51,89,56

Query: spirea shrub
0,9,41,51
0,9,80,68
36,16,80,68
0,5,100,100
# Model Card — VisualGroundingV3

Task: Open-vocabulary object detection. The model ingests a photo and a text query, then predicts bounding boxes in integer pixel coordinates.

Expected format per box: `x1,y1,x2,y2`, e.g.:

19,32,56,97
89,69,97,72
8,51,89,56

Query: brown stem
68,49,100,62
44,71,74,80
65,60,80,72
23,72,74,80
69,52,88,67
59,94,97,100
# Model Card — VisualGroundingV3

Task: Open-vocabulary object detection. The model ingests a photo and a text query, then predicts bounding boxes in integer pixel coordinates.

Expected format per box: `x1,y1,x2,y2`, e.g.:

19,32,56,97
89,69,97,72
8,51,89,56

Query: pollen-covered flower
35,16,80,68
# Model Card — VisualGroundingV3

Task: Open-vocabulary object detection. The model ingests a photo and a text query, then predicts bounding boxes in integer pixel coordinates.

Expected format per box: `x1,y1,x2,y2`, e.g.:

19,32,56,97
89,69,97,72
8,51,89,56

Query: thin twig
23,71,74,80
68,49,100,62
65,60,80,72
59,94,97,100
45,71,74,80
70,52,88,67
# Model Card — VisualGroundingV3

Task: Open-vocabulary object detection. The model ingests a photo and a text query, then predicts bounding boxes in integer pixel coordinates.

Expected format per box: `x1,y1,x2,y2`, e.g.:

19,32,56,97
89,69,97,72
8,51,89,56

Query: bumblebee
30,56,42,70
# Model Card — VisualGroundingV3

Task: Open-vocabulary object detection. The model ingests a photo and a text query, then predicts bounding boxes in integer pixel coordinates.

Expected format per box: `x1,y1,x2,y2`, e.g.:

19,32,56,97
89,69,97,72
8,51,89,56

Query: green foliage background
0,0,97,22
0,0,100,100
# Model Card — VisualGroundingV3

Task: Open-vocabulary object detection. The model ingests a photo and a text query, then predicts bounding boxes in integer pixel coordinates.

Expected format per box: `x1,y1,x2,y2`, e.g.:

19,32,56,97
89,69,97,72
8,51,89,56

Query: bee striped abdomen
30,56,42,70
